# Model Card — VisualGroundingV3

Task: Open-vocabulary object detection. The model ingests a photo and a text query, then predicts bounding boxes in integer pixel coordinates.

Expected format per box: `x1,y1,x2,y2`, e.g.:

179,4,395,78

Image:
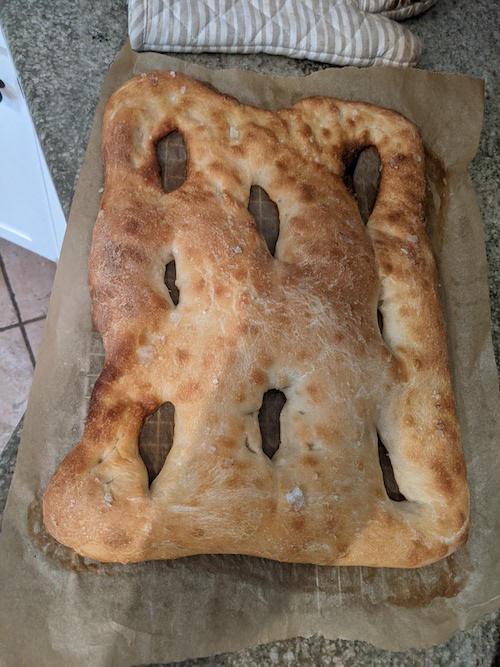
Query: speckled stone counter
0,0,498,664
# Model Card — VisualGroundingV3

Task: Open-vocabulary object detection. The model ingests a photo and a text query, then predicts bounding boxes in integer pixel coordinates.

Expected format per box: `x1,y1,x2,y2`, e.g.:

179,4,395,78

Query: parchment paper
0,42,499,666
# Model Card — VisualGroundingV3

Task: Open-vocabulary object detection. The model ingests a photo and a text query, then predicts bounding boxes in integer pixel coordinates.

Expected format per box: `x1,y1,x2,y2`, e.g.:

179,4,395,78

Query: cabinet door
0,24,66,262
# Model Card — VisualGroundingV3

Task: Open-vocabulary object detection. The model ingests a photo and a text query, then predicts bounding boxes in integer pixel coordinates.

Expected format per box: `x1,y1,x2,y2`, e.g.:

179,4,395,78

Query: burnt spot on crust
387,358,409,384
301,454,319,468
137,160,163,187
175,380,201,402
274,157,292,176
193,277,206,293
215,435,239,451
175,347,191,363
124,217,140,235
209,159,232,177
95,361,121,388
299,183,316,203
192,528,206,538
251,368,266,386
300,122,313,139
405,414,416,428
431,456,464,498
213,283,227,299
315,424,338,443
291,515,306,532
379,258,394,276
248,323,260,336
378,510,398,529
384,210,403,227
104,528,131,549
233,267,247,282
225,474,244,490
231,144,248,159
253,477,266,491
102,121,135,169
305,383,325,404
232,457,252,473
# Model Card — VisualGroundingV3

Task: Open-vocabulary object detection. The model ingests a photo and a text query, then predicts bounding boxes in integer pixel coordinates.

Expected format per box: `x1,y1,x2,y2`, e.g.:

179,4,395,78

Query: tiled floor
0,239,56,455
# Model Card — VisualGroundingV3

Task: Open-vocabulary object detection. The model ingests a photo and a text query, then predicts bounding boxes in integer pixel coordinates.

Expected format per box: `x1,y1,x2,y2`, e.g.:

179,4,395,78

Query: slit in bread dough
258,389,286,460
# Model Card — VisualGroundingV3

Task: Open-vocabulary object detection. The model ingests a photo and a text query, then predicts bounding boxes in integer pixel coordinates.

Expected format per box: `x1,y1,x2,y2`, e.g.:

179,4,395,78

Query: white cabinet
0,24,66,263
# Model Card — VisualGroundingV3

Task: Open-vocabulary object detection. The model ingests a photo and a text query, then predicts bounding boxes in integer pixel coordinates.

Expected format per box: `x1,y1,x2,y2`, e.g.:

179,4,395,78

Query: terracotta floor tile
25,318,47,361
0,239,56,322
0,327,34,455
0,268,18,328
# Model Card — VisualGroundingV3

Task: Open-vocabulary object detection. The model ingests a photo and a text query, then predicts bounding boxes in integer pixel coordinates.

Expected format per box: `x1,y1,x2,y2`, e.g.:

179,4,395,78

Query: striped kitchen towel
128,0,437,68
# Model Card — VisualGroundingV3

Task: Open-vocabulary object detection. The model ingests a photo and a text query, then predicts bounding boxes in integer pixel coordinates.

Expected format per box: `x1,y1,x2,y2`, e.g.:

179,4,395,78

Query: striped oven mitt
128,0,437,68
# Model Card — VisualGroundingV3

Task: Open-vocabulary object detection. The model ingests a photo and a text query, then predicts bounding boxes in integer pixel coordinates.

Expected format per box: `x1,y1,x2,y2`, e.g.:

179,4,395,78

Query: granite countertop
0,0,499,664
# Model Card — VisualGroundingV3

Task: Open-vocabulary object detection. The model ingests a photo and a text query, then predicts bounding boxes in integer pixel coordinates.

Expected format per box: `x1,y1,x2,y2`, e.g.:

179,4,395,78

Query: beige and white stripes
128,0,438,67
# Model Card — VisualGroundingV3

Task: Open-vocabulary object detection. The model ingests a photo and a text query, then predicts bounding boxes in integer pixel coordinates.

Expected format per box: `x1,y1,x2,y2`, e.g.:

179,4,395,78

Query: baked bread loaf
43,71,469,567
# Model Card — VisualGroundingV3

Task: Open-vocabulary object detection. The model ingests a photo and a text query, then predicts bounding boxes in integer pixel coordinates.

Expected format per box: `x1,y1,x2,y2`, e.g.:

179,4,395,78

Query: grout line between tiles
0,252,37,368
0,314,46,333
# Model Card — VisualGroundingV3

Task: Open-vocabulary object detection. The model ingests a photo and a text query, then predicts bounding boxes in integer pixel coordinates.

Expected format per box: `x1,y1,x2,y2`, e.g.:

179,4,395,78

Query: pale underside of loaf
43,71,469,567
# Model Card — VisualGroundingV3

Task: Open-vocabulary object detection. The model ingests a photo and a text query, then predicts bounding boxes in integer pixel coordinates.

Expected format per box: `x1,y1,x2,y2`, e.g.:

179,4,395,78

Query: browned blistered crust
43,71,469,567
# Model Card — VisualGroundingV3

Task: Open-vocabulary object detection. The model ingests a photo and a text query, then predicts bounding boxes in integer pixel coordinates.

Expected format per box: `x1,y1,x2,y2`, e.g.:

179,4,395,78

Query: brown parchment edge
0,42,499,665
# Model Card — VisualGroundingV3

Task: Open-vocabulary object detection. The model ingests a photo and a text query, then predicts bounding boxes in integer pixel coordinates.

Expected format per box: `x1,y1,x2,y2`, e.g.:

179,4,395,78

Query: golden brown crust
43,71,469,567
